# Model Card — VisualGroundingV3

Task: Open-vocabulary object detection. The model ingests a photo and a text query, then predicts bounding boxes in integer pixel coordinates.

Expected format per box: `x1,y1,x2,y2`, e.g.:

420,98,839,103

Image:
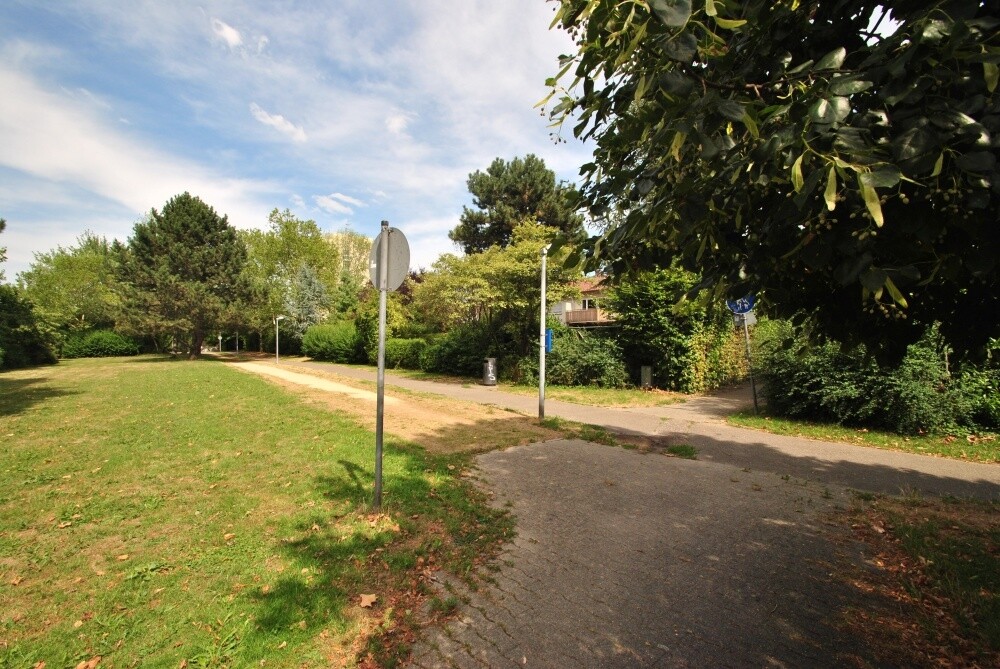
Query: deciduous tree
547,0,1000,358
18,233,120,336
414,222,580,355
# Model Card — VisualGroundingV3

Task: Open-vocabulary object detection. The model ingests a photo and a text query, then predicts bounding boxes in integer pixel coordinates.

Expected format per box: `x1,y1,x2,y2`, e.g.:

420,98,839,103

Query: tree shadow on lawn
245,438,484,659
0,375,78,417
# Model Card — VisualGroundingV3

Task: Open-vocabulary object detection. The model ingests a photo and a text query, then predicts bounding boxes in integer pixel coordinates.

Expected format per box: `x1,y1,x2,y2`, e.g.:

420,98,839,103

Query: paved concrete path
279,359,1000,500
410,440,873,668
240,359,999,667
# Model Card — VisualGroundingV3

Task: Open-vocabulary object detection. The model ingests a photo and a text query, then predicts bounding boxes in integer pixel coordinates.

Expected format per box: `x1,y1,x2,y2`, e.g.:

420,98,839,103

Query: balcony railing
564,308,614,325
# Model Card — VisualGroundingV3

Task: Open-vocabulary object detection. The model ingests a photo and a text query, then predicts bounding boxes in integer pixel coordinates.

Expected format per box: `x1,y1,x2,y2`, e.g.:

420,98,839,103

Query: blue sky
0,0,592,280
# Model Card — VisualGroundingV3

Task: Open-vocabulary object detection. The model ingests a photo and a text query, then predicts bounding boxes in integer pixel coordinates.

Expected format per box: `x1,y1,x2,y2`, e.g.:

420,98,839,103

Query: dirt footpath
229,361,562,455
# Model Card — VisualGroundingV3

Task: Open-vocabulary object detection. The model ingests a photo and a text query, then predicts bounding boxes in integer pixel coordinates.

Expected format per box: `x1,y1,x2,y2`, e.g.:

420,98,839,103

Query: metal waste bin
640,365,653,389
482,357,497,386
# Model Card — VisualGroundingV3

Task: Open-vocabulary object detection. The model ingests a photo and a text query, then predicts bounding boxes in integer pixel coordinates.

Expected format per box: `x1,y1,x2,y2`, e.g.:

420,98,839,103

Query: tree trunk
189,331,204,359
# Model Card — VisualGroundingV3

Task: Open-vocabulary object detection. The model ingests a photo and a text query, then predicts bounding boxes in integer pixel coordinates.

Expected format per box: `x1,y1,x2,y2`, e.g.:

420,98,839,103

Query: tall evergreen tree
116,193,247,358
449,155,585,254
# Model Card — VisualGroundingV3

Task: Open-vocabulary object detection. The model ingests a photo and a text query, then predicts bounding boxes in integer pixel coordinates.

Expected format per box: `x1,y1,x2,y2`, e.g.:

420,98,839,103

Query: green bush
301,322,364,363
62,330,139,359
384,338,427,369
0,285,57,368
516,328,629,387
419,323,503,377
755,322,993,435
688,325,749,393
607,266,745,392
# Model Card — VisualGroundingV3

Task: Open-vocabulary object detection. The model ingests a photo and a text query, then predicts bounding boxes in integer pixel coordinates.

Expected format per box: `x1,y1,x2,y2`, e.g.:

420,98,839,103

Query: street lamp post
539,245,548,420
274,315,285,363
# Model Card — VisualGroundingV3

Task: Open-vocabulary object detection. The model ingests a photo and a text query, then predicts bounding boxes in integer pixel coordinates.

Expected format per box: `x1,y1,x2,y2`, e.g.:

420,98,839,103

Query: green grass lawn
0,357,510,668
728,412,1000,463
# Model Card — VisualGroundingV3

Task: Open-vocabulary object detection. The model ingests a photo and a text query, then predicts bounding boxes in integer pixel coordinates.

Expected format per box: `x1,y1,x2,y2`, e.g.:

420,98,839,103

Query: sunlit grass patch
0,356,511,668
728,411,999,463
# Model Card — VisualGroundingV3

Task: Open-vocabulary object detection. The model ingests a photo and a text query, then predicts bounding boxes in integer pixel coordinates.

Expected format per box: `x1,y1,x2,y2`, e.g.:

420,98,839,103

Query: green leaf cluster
547,0,1000,358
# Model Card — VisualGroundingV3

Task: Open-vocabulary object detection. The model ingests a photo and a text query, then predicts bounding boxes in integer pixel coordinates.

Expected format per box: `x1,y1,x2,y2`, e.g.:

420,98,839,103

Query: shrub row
516,327,629,387
301,322,364,363
62,330,139,359
754,321,999,435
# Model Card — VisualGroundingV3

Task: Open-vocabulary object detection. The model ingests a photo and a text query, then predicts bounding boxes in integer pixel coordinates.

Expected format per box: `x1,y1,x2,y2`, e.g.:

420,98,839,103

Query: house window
582,298,599,310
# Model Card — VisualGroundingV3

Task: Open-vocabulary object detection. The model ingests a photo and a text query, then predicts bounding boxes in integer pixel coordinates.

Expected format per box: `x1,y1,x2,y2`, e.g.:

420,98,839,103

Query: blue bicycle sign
726,295,756,314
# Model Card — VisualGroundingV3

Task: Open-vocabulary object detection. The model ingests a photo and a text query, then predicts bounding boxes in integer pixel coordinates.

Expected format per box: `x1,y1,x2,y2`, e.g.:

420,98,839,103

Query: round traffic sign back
369,226,410,292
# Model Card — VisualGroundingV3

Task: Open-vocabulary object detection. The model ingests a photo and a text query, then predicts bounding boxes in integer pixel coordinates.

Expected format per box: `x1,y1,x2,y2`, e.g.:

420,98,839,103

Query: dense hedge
418,323,505,377
517,327,629,387
385,338,426,369
755,321,999,435
607,267,747,392
301,322,363,363
62,330,139,358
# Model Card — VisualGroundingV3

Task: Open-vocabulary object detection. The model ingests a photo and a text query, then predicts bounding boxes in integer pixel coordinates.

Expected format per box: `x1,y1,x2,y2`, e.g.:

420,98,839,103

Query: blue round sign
726,295,756,314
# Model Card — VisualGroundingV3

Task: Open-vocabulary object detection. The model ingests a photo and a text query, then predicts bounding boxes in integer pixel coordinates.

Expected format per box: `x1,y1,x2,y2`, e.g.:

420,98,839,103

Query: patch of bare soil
233,364,562,454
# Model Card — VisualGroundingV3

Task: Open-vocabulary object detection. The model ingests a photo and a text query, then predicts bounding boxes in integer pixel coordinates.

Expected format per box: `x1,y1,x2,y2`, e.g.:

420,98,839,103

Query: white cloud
385,112,414,135
249,102,307,142
314,192,364,215
211,19,243,49
0,63,279,274
1,1,596,279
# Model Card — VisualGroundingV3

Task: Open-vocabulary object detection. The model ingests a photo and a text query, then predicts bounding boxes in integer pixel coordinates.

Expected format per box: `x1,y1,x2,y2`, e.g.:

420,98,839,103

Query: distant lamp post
273,315,286,363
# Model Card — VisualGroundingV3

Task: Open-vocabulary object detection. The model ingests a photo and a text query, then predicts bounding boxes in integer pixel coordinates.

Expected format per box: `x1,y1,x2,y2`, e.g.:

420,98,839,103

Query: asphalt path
248,359,999,667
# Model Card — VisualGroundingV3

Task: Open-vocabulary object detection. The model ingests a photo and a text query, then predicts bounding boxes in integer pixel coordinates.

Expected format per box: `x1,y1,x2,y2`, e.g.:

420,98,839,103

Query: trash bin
640,365,652,390
482,357,497,386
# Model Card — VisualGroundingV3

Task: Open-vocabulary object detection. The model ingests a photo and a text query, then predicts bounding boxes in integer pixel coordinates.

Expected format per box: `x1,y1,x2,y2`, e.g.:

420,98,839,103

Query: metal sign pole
539,246,547,420
742,317,760,416
374,221,389,511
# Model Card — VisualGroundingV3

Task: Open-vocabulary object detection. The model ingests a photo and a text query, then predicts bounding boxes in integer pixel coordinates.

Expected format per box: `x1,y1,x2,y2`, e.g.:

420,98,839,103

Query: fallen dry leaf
73,620,84,629
10,575,23,586
32,662,45,669
179,661,187,669
277,641,287,649
359,594,377,608
223,533,236,541
58,521,72,529
116,554,129,561
75,657,101,669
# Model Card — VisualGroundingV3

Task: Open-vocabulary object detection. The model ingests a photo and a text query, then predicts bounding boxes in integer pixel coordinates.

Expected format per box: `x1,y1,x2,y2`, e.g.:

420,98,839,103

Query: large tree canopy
18,232,120,335
415,222,580,354
116,193,247,358
449,154,586,254
240,209,340,342
547,0,1000,357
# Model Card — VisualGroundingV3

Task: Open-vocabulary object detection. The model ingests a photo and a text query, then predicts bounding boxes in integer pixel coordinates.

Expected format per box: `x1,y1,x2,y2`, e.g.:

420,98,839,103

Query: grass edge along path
835,493,1000,667
728,411,1000,464
0,356,513,669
